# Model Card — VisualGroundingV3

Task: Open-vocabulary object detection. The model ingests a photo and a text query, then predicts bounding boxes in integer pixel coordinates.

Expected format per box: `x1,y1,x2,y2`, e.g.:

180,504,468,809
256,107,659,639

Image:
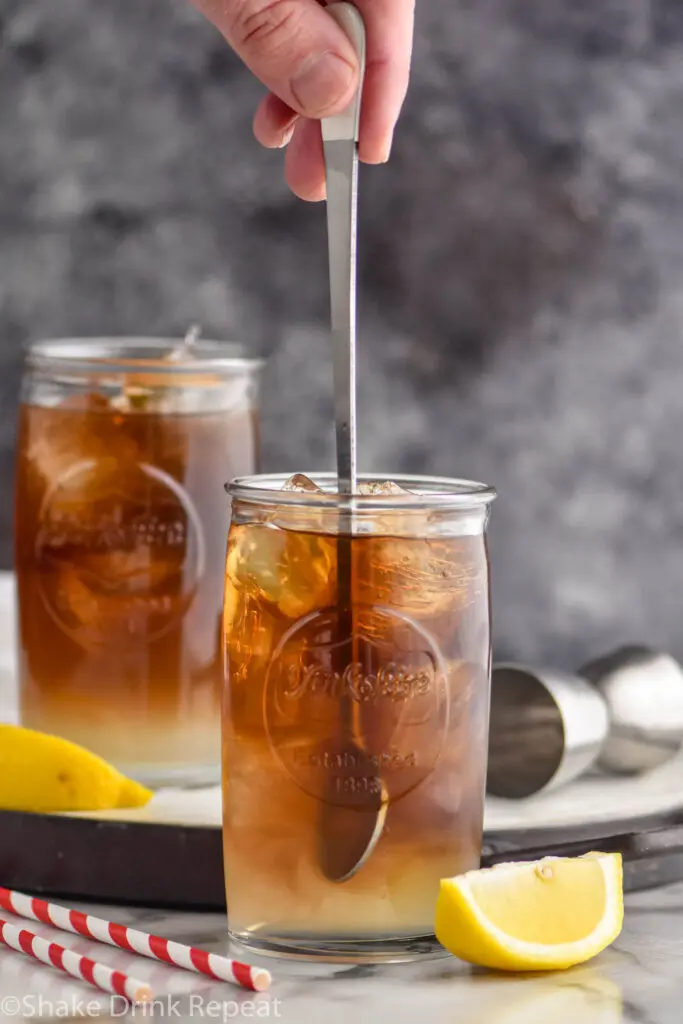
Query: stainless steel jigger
487,665,609,800
487,647,683,799
316,5,387,884
580,646,683,774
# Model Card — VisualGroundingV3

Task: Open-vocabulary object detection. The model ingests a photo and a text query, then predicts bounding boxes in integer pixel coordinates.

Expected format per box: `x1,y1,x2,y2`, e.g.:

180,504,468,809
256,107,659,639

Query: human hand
189,0,415,200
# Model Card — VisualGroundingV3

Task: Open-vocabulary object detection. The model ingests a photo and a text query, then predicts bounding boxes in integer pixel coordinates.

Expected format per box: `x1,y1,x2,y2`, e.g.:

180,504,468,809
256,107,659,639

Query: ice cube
356,537,479,619
358,480,413,496
276,475,329,534
27,396,139,488
231,476,334,613
226,523,336,620
281,474,322,493
109,386,155,412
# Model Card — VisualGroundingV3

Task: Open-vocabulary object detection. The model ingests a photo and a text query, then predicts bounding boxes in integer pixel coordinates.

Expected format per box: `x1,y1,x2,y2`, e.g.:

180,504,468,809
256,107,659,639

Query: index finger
353,0,415,163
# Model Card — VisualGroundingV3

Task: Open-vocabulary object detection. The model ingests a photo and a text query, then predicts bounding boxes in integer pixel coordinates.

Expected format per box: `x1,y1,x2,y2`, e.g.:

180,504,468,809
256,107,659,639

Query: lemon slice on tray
435,852,623,971
0,724,152,813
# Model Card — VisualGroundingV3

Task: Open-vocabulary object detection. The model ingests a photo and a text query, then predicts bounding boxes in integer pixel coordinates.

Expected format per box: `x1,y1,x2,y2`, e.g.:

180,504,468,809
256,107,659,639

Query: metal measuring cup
486,664,609,799
579,645,683,774
487,646,683,798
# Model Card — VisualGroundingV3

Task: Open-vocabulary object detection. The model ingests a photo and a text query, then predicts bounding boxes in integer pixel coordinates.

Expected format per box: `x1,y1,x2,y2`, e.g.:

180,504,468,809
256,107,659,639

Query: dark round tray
1,807,682,910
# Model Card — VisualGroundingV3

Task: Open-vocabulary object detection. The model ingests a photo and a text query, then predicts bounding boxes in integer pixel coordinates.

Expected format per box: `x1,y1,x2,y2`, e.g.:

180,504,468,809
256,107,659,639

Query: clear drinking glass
15,338,262,787
222,473,495,962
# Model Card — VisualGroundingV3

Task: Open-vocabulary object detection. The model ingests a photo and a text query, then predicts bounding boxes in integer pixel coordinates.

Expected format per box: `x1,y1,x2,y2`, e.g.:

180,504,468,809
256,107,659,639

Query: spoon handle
322,2,366,495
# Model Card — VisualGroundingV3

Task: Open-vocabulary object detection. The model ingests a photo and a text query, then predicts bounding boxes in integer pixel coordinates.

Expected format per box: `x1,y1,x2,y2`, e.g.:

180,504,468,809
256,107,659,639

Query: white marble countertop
0,884,679,1024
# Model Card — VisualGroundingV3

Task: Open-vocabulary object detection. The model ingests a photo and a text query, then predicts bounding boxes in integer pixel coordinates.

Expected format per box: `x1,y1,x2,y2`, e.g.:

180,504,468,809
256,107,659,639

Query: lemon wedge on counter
435,852,623,971
0,724,152,813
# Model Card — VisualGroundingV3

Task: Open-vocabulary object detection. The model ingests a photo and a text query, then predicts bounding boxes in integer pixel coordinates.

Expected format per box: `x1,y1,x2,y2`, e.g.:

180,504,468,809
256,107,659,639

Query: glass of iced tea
15,338,262,786
223,472,495,961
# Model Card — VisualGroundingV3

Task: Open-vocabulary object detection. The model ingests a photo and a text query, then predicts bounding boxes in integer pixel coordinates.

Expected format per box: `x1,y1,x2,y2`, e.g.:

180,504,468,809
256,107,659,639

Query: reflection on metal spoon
317,738,389,883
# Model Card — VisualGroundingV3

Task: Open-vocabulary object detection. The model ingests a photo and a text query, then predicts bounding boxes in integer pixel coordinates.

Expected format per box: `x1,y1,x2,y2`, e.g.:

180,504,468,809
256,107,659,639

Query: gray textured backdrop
3,0,683,668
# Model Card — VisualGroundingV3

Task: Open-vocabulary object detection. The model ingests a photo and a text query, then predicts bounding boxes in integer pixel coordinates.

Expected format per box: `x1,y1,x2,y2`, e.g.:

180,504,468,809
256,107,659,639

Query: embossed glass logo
264,605,449,806
35,459,206,647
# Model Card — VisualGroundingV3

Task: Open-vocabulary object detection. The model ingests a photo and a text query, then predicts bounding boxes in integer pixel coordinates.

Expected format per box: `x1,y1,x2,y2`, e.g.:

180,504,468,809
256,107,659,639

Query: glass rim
227,473,496,511
25,337,264,376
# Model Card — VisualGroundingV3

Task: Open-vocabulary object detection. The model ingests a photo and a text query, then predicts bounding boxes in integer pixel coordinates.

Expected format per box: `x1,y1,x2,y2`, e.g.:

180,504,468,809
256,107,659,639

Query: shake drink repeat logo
35,458,205,647
264,606,450,806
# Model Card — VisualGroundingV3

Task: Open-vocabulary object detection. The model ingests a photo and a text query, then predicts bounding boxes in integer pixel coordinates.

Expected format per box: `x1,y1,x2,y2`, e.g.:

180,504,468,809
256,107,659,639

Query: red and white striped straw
0,917,151,1004
0,888,271,993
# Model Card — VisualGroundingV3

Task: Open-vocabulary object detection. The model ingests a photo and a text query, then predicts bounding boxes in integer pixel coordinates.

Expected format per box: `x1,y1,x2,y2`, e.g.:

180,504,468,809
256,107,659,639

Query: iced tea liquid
223,480,493,960
15,342,260,785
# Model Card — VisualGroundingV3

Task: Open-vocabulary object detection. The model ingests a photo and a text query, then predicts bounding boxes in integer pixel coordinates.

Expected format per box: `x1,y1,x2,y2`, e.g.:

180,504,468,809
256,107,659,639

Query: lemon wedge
0,724,153,813
435,852,623,971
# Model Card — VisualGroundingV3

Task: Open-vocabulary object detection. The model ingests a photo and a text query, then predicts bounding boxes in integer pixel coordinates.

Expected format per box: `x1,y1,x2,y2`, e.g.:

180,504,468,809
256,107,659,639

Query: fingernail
380,133,395,164
278,123,297,148
291,52,355,117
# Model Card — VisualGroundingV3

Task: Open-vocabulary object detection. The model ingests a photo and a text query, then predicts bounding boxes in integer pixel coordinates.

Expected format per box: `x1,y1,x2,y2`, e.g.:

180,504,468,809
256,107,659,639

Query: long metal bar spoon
318,2,387,884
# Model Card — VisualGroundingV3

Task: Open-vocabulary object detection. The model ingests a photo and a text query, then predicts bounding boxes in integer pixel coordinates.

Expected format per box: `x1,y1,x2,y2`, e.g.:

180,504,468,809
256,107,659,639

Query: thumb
196,0,360,119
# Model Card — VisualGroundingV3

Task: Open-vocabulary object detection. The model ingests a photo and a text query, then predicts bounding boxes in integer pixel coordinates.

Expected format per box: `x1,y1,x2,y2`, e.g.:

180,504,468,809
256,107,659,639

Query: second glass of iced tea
15,338,261,786
223,473,495,961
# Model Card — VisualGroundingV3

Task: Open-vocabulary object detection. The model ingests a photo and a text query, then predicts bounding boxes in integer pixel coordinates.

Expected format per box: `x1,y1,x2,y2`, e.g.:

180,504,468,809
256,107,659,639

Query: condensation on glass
15,338,262,786
222,473,495,962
